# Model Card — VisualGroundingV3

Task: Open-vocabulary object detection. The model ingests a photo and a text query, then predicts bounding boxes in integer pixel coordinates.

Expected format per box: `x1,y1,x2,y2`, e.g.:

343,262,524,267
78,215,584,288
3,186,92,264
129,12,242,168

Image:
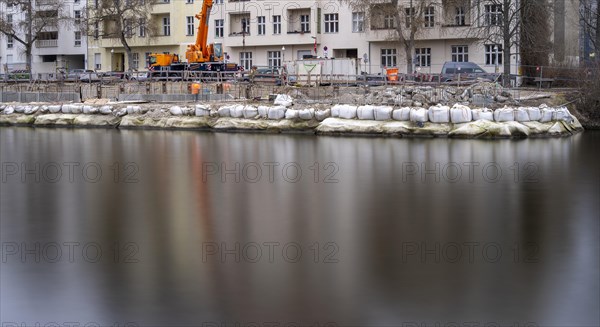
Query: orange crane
149,0,237,77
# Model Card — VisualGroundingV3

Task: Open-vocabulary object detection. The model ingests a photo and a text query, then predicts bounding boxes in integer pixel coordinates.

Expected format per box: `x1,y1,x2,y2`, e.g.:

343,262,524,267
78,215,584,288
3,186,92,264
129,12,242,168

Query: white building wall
0,0,87,76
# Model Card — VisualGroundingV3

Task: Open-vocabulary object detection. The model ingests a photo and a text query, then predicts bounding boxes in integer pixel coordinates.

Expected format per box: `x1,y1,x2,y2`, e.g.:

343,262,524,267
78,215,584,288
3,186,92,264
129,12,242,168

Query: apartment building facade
88,0,580,75
0,0,87,76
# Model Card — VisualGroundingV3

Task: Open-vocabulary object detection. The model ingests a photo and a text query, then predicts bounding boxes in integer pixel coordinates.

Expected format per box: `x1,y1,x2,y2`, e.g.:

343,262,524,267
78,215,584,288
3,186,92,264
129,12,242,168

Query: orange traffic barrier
191,82,201,95
386,68,399,81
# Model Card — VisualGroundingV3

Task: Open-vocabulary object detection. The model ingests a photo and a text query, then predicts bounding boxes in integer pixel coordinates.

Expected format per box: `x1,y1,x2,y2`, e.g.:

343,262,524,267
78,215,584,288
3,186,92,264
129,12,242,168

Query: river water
1,127,598,327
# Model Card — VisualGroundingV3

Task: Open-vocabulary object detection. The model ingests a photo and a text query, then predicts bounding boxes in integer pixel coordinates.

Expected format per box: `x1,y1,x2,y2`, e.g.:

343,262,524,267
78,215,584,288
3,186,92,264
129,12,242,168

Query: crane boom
186,0,217,63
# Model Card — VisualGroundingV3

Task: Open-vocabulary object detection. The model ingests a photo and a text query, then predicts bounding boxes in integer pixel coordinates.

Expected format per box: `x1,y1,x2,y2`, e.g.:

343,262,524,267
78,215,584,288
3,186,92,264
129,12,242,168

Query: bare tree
464,0,552,85
344,0,438,74
580,0,599,58
0,0,71,77
84,0,157,72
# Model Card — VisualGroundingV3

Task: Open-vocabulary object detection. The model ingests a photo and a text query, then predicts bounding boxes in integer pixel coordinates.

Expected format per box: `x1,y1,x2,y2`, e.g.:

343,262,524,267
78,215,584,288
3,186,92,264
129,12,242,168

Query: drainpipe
368,41,371,74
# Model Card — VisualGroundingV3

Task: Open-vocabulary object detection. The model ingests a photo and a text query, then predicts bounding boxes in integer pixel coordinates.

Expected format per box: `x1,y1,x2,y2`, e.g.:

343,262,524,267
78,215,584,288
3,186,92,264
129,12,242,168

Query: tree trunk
595,2,600,58
502,0,511,87
405,42,413,75
26,2,33,81
119,33,133,72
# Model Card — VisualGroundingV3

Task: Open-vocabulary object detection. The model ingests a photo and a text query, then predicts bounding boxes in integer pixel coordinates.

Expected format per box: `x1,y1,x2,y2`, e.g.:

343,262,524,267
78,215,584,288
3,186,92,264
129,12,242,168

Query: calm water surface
1,127,599,326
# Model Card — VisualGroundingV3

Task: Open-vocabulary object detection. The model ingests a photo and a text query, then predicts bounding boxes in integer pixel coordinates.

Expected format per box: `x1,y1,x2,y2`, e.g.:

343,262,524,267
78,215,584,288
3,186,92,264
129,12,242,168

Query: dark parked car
357,73,387,86
8,70,30,81
440,62,500,82
243,67,283,85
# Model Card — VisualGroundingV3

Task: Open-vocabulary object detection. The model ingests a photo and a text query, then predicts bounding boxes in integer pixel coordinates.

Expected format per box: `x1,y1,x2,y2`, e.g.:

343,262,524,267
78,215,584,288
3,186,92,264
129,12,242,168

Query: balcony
36,39,58,48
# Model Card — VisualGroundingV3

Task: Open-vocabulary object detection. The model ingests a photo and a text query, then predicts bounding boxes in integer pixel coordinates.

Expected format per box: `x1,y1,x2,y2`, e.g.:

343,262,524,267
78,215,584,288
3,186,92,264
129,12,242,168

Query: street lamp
494,45,499,73
110,49,114,72
281,46,285,67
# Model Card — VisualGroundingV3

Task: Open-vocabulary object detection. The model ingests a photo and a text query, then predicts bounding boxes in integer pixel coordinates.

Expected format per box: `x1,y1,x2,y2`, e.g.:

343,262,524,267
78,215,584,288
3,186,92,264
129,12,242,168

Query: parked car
440,62,500,82
357,73,387,86
8,70,31,81
128,71,149,81
242,67,283,85
65,69,99,82
101,71,127,82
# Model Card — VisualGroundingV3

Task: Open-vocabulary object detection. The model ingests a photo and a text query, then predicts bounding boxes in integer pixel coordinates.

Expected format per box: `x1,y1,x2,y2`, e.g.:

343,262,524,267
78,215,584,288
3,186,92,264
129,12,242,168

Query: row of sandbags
329,104,573,124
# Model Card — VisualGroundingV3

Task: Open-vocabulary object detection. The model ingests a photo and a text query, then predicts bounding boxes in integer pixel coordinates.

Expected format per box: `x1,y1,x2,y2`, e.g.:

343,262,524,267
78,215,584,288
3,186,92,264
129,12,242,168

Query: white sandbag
24,106,38,115
48,105,62,113
315,109,331,121
472,108,493,121
526,107,541,121
242,105,258,119
392,107,411,121
428,105,450,123
357,105,375,120
40,105,49,113
170,106,184,116
257,106,269,118
15,106,26,113
115,108,127,117
337,104,357,119
71,105,83,114
126,105,141,114
285,109,299,119
230,105,244,118
493,107,514,122
298,108,314,120
82,105,97,114
450,104,472,123
274,94,293,107
331,104,342,118
217,106,230,117
553,107,570,121
374,106,393,121
539,108,554,122
268,106,286,119
99,106,113,115
3,106,14,114
514,108,530,122
195,104,210,117
410,108,428,122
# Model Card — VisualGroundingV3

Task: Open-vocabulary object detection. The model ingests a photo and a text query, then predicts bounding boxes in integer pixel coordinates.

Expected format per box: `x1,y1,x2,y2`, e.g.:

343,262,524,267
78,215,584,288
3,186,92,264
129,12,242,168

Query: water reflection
1,128,598,326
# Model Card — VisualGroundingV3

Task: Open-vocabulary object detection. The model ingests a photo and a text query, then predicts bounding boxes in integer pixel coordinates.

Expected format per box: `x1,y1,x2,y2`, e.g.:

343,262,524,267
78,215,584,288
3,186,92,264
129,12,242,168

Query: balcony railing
36,39,58,48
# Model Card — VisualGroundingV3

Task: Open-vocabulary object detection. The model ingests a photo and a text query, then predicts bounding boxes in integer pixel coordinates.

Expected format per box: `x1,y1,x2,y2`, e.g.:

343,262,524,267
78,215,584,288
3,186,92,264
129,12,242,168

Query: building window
267,51,281,68
94,0,98,9
7,35,14,49
424,6,434,27
381,48,397,67
455,7,466,26
485,44,503,65
124,19,134,37
273,15,281,34
186,16,195,36
215,19,224,38
257,16,265,35
132,53,139,70
415,48,431,67
241,17,250,34
186,0,193,3
163,16,170,36
240,52,252,70
74,10,81,24
352,12,364,32
384,14,396,29
139,18,146,37
94,53,101,70
74,0,80,3
74,31,81,46
484,4,502,26
324,13,338,33
214,0,223,3
405,7,415,28
300,14,310,32
7,14,12,25
145,52,151,67
451,45,469,62
94,22,99,39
